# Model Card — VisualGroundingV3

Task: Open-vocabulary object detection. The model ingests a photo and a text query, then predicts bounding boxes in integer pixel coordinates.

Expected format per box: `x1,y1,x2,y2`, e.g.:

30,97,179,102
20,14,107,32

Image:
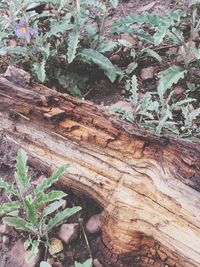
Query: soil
0,0,199,267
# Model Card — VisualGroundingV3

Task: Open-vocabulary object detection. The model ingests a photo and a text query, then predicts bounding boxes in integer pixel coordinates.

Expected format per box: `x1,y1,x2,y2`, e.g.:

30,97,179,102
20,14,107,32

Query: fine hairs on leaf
0,149,81,262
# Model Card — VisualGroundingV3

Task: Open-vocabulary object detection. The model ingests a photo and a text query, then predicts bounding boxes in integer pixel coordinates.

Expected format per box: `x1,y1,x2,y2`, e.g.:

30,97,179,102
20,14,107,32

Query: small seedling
0,149,81,261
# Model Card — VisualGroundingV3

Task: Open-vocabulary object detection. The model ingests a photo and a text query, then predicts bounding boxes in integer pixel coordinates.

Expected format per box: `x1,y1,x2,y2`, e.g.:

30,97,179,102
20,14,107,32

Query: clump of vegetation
110,1,200,140
0,149,84,266
0,0,121,96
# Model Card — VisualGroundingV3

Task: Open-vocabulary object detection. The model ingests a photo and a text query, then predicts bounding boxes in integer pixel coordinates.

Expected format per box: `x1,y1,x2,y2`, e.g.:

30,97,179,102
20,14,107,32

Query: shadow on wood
0,67,200,267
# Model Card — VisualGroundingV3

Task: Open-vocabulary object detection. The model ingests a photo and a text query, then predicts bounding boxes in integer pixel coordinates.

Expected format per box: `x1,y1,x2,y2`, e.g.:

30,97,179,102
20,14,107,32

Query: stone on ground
85,214,102,234
59,223,79,244
10,239,40,267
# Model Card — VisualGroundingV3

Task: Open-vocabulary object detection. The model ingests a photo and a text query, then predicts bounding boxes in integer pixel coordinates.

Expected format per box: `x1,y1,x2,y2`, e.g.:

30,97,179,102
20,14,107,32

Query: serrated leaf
163,123,179,134
125,62,138,74
33,60,46,83
171,98,195,110
47,206,81,230
85,24,97,40
34,190,67,207
81,0,106,11
79,48,117,82
142,48,162,62
43,16,72,40
0,46,28,56
96,40,118,53
23,197,37,225
157,66,186,102
184,107,200,127
3,217,30,231
0,177,19,196
111,10,185,45
129,75,138,107
15,149,30,190
44,199,66,216
0,202,20,217
35,165,67,195
140,92,152,112
75,258,93,267
156,109,172,134
67,25,80,63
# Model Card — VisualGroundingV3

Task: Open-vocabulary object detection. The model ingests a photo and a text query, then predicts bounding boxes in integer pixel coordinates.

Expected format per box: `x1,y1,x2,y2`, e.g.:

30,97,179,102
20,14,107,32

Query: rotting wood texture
0,67,200,267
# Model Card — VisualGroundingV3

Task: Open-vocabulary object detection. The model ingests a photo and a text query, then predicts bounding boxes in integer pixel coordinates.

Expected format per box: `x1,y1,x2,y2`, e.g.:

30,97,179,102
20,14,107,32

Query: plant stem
94,1,109,48
80,219,92,258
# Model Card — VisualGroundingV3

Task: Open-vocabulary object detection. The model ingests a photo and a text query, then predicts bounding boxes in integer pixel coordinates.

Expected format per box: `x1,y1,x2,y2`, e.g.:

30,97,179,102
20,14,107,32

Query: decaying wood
0,67,200,267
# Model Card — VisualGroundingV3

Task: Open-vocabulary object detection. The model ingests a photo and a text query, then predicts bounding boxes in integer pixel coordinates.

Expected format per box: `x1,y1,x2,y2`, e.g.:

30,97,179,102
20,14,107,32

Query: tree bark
0,67,200,267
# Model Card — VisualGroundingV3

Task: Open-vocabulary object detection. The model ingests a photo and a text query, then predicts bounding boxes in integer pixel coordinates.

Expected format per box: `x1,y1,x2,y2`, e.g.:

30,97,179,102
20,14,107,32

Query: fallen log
0,67,200,267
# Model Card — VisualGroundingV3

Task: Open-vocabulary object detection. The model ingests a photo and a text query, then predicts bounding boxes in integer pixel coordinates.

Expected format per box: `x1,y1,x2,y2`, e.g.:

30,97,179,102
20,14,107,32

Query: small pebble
59,223,79,244
10,239,41,267
141,66,154,80
173,86,184,96
85,214,102,234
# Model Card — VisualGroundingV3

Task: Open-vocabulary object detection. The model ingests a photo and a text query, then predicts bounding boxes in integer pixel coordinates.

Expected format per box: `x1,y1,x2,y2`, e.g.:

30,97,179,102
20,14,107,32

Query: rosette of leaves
0,149,81,260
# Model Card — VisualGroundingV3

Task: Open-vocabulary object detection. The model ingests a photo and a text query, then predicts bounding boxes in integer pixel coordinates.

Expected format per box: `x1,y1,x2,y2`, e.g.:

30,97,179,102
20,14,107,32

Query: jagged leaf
157,66,186,102
15,149,31,190
33,60,46,82
23,197,37,225
156,109,172,134
79,48,117,82
27,239,40,261
67,25,80,63
47,206,81,230
125,62,138,74
81,0,106,11
0,177,19,196
35,165,67,195
184,107,200,127
34,190,67,207
43,16,72,39
0,46,28,56
3,217,30,231
44,199,66,216
96,40,118,53
0,202,20,217
142,48,162,62
129,75,138,107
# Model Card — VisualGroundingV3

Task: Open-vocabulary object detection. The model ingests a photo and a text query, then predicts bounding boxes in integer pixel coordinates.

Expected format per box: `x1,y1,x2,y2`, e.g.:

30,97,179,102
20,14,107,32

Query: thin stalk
80,219,92,258
94,0,109,48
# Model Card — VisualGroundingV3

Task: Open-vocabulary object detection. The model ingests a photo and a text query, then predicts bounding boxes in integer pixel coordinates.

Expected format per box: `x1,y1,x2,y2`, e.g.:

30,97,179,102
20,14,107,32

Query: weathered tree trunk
0,67,200,267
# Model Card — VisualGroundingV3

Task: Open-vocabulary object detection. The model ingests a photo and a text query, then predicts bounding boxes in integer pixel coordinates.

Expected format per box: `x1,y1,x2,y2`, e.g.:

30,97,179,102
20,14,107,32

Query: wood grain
0,68,200,266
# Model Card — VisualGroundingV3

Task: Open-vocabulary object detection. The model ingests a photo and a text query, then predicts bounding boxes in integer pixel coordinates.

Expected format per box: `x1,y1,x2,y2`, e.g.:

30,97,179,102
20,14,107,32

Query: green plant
111,74,198,137
0,149,81,261
0,0,121,96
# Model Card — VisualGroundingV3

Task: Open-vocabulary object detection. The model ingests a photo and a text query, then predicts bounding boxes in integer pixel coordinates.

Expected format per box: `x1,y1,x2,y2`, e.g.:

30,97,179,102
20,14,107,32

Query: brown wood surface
0,67,200,267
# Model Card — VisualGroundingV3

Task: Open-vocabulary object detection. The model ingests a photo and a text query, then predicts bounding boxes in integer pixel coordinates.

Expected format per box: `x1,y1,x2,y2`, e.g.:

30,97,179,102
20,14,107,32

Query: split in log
0,67,200,267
